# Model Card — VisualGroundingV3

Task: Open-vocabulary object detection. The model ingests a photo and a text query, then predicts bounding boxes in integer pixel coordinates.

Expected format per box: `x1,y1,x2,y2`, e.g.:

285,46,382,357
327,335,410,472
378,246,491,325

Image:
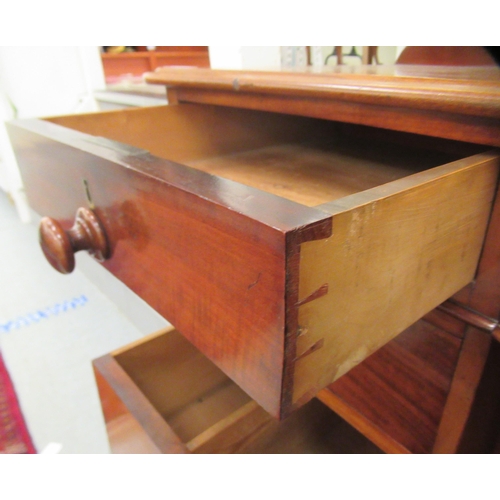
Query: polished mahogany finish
6,110,332,419
101,47,210,82
39,207,109,274
396,46,497,66
438,299,500,342
318,318,462,454
7,66,500,453
147,66,500,147
9,106,496,419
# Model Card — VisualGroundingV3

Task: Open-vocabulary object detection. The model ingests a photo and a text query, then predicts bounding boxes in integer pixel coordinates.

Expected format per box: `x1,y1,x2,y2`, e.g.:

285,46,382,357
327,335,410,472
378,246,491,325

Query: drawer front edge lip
7,118,332,234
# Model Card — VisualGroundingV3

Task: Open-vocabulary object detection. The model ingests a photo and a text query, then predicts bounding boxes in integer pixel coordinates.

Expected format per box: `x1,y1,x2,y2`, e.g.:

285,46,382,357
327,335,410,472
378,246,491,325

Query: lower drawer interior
46,104,483,208
100,328,381,453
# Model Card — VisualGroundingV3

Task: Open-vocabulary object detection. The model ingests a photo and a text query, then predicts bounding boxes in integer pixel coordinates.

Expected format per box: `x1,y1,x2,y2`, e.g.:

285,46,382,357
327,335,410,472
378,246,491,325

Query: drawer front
7,114,330,419
8,106,499,419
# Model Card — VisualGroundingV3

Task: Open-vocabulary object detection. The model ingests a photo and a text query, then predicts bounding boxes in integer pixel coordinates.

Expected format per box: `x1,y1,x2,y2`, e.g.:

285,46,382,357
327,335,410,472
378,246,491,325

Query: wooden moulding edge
167,87,500,148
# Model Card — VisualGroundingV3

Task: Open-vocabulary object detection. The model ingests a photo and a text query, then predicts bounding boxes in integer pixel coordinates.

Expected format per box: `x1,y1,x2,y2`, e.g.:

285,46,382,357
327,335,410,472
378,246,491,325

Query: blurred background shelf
101,46,210,83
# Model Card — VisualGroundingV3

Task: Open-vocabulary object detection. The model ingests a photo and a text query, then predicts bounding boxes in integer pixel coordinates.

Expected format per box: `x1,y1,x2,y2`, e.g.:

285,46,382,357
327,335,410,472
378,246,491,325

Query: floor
0,190,164,453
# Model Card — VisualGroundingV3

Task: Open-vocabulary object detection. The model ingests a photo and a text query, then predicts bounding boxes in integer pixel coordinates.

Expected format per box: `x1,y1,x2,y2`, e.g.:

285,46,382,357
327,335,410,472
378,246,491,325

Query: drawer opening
102,328,381,453
46,104,483,208
114,328,252,444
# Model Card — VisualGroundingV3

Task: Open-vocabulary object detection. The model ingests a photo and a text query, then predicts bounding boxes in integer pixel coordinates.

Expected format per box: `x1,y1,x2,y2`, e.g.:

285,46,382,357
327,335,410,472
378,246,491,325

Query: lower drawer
93,327,381,453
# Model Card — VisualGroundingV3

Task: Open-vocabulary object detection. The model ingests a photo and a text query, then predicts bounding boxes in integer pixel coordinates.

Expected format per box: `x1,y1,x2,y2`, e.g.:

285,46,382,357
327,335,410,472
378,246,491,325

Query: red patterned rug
0,352,36,454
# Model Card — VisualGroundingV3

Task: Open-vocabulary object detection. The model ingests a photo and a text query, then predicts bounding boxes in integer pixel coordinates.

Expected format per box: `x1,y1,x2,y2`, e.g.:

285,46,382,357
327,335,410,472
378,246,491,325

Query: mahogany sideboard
7,65,500,453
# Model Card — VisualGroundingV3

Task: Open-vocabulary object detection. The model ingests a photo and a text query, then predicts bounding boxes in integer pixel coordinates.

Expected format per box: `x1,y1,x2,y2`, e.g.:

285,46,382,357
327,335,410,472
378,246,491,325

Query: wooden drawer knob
39,208,109,274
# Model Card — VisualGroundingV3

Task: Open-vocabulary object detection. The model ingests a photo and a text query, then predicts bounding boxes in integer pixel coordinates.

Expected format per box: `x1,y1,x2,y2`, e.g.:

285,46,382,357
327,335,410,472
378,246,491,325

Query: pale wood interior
114,329,380,452
45,104,470,207
293,154,499,407
115,329,252,443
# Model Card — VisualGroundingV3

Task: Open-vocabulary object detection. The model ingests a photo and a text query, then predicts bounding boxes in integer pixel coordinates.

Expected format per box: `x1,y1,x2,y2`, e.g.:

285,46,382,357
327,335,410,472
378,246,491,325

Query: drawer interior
105,328,381,453
114,329,252,444
46,104,483,207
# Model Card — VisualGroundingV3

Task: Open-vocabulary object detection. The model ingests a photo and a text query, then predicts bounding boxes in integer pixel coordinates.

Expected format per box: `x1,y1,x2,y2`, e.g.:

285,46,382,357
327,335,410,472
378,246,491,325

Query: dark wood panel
423,307,467,339
318,319,462,454
433,327,491,453
171,88,500,147
455,339,500,453
396,46,497,66
146,66,500,146
454,179,500,319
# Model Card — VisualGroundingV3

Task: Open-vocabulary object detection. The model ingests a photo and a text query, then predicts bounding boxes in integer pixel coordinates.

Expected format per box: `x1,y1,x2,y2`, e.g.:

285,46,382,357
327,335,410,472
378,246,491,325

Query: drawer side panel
293,154,499,406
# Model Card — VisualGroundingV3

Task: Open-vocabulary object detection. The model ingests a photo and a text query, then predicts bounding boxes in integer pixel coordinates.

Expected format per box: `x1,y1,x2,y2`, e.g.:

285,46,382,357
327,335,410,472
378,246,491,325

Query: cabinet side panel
293,155,499,406
454,179,500,319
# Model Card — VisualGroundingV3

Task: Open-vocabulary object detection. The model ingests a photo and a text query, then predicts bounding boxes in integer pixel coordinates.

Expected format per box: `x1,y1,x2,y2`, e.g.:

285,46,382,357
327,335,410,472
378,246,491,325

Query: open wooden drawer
7,103,500,419
93,326,381,453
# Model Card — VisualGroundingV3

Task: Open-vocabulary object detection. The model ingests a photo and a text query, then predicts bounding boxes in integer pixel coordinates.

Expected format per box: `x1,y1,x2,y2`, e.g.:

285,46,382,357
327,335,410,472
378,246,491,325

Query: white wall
0,46,166,333
0,46,105,118
0,46,106,221
209,46,282,69
209,46,400,70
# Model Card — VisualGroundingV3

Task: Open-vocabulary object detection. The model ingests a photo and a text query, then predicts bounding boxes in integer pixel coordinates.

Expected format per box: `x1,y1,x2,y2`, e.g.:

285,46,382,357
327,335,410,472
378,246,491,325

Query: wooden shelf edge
316,390,410,454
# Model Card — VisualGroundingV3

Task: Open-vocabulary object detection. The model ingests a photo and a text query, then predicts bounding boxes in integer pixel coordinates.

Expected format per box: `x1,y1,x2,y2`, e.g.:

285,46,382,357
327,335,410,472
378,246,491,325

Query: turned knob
39,207,110,274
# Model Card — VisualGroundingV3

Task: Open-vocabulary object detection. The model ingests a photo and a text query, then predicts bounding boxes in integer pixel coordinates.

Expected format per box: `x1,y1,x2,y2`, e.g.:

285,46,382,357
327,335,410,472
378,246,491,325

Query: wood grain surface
432,327,492,453
292,153,499,407
317,319,463,454
7,115,330,418
93,354,188,454
146,66,500,118
145,66,500,146
454,179,500,319
9,69,500,422
95,328,382,454
188,141,451,207
8,99,498,418
46,103,332,166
